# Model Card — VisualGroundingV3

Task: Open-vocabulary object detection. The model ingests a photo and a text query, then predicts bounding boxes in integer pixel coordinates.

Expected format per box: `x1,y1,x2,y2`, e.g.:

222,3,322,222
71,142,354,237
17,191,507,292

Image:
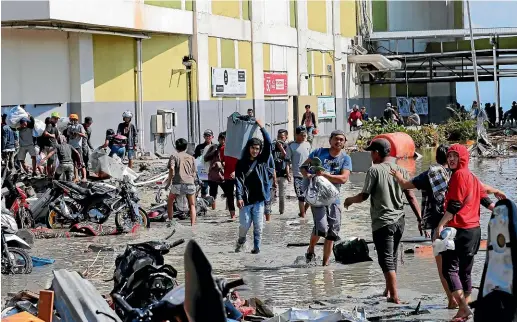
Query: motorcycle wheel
1,248,33,274
17,207,35,229
115,207,148,232
47,201,78,229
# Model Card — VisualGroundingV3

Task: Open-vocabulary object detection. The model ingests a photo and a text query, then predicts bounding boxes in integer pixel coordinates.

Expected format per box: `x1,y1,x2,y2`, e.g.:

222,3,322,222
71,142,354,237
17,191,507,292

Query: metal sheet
369,27,517,40
52,269,121,322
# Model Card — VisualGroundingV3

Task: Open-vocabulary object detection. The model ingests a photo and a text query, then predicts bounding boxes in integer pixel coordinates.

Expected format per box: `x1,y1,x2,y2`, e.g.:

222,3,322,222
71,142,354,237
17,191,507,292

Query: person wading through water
344,139,422,304
301,130,352,266
287,126,311,218
435,144,498,321
391,145,506,309
235,119,271,254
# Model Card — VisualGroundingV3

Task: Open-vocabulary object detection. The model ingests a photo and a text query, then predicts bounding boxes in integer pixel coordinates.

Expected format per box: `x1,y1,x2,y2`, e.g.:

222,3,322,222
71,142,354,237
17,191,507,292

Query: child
38,136,81,182
164,138,197,226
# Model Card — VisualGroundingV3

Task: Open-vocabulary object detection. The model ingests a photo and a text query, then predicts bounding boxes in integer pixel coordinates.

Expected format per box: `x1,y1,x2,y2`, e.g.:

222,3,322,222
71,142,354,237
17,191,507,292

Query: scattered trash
31,257,55,267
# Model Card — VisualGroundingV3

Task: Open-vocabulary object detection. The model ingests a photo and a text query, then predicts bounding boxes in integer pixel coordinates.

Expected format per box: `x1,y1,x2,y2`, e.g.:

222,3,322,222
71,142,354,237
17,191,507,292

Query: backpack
333,238,373,264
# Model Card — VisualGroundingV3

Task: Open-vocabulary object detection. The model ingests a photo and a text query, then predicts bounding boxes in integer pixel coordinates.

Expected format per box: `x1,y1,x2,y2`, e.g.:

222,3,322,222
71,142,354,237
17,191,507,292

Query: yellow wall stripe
324,52,333,95
238,41,253,100
93,35,136,102
307,50,313,95
208,37,218,101
307,0,327,33
340,0,357,37
212,0,240,19
313,51,323,96
263,44,270,71
142,35,189,101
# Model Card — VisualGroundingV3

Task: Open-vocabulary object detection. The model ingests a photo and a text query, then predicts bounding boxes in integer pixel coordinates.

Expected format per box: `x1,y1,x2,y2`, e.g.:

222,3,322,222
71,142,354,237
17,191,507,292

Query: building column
250,1,265,121
297,0,309,96
68,33,95,116
192,0,211,104
332,0,344,131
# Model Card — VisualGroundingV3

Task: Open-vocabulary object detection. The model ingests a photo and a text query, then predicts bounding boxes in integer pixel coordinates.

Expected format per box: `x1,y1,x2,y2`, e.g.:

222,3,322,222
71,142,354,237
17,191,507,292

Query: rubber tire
115,206,148,232
4,248,33,274
46,200,79,229
17,207,35,229
140,207,151,228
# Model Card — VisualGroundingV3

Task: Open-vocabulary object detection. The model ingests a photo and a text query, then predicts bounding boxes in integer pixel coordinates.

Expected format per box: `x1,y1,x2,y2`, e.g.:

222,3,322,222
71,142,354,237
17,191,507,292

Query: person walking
302,130,352,266
82,117,94,172
348,105,363,130
271,129,290,216
204,131,226,210
434,144,496,321
287,126,311,218
301,104,317,136
407,105,421,126
117,111,138,169
235,119,271,254
194,129,214,198
221,145,238,220
1,114,17,171
360,106,369,121
165,138,197,226
16,116,37,176
263,154,277,222
67,114,87,182
344,139,422,304
42,112,60,178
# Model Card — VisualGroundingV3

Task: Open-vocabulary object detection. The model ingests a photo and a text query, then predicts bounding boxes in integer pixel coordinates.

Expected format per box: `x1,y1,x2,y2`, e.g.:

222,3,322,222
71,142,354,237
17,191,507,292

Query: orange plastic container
372,132,416,158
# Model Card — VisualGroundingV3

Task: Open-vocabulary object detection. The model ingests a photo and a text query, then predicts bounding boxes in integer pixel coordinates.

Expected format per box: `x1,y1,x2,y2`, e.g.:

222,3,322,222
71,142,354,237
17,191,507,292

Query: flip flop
451,315,472,322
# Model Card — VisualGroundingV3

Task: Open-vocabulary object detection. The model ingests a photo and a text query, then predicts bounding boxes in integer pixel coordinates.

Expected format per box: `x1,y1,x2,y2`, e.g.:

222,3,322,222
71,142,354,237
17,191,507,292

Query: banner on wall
263,72,288,96
212,68,247,97
317,96,336,119
396,97,429,116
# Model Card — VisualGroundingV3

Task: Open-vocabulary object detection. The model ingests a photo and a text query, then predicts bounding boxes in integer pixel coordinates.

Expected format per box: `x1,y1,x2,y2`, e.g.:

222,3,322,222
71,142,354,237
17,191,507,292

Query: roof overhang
369,27,517,41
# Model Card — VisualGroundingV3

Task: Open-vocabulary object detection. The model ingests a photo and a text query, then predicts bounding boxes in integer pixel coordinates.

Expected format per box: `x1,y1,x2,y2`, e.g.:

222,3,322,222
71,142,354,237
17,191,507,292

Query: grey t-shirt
54,143,74,163
67,123,85,149
287,141,311,178
18,127,33,147
362,161,410,232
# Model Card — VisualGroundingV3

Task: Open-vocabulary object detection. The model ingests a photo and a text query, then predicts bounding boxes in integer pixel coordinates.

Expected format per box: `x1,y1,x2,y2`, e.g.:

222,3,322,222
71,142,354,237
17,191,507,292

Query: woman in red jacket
434,144,495,321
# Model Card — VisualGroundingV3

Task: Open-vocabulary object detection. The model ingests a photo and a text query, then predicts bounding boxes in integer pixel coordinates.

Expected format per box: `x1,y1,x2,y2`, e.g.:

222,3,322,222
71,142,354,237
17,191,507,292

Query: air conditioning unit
156,109,177,134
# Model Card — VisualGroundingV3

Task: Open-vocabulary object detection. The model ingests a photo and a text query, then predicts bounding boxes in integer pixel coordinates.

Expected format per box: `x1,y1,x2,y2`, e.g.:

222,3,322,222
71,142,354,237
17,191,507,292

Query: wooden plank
3,312,45,322
37,290,54,322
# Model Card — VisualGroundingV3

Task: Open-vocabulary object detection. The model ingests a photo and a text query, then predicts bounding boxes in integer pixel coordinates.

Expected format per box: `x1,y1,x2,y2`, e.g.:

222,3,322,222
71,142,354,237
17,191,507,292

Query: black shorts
372,216,405,273
293,177,306,202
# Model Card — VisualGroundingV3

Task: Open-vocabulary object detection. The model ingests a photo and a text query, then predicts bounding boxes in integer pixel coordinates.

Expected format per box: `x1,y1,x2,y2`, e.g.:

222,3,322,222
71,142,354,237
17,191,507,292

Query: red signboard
264,73,288,95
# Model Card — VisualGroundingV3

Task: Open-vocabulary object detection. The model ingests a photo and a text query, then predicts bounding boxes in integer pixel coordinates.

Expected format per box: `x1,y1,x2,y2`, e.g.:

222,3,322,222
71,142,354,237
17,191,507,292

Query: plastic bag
32,119,46,137
196,156,208,181
304,176,340,207
56,117,69,132
6,106,29,129
432,227,457,256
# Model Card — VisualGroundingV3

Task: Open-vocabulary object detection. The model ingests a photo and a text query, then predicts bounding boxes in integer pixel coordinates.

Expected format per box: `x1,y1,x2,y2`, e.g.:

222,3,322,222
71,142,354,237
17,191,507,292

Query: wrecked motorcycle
42,176,148,231
1,171,34,229
111,239,244,322
1,213,32,275
111,232,184,319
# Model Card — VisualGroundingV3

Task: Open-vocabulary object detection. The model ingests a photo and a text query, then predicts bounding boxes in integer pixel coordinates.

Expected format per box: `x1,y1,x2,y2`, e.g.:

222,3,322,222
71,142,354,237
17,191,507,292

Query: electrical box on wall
157,109,177,134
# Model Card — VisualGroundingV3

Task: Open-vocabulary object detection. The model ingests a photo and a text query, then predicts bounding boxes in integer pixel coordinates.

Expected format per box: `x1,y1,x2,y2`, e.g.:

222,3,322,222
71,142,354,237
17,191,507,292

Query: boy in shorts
287,126,312,218
165,138,197,226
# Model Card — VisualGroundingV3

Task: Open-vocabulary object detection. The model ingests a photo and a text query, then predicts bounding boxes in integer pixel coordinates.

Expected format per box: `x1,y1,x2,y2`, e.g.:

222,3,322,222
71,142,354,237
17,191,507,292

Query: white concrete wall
1,29,71,105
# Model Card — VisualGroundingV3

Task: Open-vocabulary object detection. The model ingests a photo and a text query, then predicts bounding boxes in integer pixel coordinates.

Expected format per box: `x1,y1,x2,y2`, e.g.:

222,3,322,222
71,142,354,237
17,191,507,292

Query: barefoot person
235,119,271,254
301,130,352,266
344,139,422,304
391,145,506,309
434,144,496,321
165,138,197,226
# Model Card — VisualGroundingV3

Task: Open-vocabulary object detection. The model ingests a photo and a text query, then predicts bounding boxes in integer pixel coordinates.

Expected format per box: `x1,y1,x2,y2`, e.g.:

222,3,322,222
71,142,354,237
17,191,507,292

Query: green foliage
359,119,477,149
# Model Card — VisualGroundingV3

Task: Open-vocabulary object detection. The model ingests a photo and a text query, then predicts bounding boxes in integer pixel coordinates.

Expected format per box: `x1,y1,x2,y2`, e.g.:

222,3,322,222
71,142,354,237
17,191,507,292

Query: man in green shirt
344,139,422,304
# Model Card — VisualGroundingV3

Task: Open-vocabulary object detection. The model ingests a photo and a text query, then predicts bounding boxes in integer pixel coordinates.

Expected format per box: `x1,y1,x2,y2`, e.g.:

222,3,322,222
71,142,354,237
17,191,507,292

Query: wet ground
2,149,517,321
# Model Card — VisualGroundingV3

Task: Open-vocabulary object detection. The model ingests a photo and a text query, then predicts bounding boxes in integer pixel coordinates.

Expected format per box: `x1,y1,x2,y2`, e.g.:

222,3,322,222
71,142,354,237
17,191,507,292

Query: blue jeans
238,201,264,250
305,126,314,135
109,145,126,158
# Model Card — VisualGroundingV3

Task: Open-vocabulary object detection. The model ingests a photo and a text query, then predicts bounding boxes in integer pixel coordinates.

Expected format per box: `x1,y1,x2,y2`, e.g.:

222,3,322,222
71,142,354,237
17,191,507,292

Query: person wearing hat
2,113,18,171
300,130,352,266
344,138,422,304
42,112,61,178
194,129,214,197
287,126,312,218
67,114,87,182
17,115,37,176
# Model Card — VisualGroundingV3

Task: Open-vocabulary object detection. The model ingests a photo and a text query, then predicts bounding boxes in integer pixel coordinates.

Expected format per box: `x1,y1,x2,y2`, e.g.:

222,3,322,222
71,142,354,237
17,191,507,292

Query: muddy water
2,151,516,321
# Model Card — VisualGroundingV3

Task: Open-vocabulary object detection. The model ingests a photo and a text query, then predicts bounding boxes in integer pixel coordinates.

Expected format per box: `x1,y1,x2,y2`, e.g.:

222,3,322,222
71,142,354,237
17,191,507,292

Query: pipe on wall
136,38,145,152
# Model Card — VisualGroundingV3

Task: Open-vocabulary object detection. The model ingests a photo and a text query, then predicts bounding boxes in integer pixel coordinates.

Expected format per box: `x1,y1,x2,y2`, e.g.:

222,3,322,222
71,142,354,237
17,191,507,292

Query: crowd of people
1,109,139,182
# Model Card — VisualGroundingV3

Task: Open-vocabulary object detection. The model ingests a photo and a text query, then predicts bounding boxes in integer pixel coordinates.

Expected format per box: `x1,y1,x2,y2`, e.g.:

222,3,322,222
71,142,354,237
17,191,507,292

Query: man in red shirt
348,105,362,131
220,141,238,219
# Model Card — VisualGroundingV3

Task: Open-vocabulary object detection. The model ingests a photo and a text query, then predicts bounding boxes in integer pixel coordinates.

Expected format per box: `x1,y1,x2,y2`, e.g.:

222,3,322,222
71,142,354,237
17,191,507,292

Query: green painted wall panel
242,0,250,20
454,0,463,29
185,0,193,11
370,84,390,98
372,0,387,32
221,39,235,69
396,83,427,97
144,0,181,9
290,0,297,28
426,36,517,53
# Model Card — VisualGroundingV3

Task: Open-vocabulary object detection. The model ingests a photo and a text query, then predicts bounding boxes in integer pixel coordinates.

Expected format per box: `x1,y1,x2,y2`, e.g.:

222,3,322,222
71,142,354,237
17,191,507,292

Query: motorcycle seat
58,181,102,196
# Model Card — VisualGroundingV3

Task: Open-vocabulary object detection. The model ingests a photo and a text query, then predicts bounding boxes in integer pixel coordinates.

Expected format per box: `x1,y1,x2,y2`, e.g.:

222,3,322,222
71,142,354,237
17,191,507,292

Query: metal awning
369,27,517,41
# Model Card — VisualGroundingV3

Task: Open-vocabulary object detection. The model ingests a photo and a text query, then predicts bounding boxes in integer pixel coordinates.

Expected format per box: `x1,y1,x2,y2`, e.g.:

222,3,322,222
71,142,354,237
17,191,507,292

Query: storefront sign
317,96,336,119
212,68,247,97
263,72,288,95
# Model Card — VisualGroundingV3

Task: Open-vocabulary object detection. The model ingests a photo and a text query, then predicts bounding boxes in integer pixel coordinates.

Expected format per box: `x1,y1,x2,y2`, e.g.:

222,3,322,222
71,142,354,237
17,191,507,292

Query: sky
455,0,517,111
